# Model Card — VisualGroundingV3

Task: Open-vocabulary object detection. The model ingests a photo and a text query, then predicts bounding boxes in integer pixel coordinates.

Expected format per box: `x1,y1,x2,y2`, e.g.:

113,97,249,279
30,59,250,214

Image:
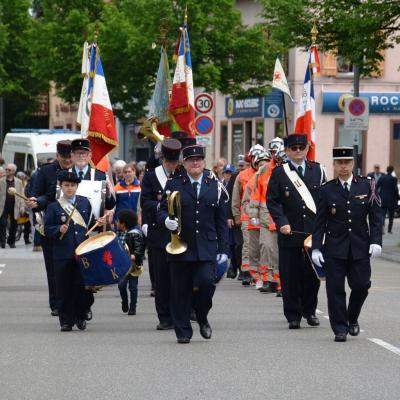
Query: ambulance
1,129,81,171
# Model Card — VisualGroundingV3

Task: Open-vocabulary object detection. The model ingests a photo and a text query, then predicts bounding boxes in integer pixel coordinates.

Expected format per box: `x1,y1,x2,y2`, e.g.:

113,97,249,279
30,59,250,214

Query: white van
1,129,81,171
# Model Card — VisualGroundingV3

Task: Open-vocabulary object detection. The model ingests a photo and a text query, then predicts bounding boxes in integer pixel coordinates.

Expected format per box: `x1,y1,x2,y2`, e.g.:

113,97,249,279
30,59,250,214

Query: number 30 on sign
195,93,214,114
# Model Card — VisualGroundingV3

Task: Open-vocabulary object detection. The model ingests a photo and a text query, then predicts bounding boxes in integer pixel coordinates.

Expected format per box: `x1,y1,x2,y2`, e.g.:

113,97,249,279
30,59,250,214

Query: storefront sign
322,92,400,114
225,97,263,118
264,91,283,119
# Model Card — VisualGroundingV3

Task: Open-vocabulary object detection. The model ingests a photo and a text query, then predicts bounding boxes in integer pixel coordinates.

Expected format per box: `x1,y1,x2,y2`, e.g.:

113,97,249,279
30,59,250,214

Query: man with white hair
0,164,24,248
113,159,127,182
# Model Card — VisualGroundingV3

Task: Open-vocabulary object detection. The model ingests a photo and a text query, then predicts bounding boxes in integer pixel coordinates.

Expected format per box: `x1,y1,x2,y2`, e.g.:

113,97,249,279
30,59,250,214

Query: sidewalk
381,218,400,263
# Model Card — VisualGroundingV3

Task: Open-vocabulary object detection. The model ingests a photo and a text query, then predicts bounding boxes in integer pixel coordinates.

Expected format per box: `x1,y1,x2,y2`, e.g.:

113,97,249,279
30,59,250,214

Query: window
256,121,264,145
232,123,243,164
336,55,353,75
275,121,285,138
220,124,228,160
27,154,35,171
13,153,25,171
245,121,252,150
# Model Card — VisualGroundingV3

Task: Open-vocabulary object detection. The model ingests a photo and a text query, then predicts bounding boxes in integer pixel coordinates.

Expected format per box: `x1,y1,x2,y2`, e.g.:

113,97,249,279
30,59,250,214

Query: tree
34,0,281,120
258,0,400,77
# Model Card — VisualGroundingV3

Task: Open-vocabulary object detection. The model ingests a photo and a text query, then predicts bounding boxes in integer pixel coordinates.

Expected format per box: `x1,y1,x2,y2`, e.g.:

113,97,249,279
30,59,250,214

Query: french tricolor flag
294,45,320,161
87,46,118,165
169,26,196,138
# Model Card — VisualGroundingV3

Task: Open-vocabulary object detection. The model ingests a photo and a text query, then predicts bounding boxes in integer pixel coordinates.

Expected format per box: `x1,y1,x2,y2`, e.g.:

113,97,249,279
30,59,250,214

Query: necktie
192,182,199,198
79,170,84,180
298,166,303,177
344,182,349,194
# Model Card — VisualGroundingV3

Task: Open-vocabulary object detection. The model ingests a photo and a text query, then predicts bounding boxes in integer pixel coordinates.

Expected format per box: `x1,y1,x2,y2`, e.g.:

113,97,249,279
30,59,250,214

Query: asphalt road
1,244,400,400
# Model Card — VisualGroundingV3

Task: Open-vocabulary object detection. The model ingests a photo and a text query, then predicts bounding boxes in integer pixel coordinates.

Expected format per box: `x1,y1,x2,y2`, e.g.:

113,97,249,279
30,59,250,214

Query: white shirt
74,165,89,178
188,173,203,197
339,175,353,190
289,159,306,176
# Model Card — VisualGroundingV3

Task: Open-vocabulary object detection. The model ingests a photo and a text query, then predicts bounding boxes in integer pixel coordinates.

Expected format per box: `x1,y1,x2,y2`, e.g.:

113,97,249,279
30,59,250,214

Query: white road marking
369,338,400,356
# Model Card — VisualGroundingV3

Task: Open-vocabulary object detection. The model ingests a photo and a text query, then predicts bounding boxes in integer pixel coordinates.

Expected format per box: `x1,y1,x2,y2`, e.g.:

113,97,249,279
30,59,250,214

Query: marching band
20,132,382,344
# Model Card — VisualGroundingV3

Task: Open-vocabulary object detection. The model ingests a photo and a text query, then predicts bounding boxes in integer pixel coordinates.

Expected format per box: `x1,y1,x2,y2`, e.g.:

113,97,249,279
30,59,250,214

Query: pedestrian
367,164,383,184
212,158,227,181
112,159,127,183
44,171,105,332
222,163,235,187
0,166,5,178
140,138,182,330
116,209,145,316
312,147,382,342
0,164,24,248
158,144,229,344
25,140,73,316
377,165,399,234
267,134,326,329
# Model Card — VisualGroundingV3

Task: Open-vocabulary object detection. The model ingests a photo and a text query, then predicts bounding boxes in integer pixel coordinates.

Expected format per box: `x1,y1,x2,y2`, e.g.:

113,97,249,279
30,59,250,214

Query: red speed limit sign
195,93,214,114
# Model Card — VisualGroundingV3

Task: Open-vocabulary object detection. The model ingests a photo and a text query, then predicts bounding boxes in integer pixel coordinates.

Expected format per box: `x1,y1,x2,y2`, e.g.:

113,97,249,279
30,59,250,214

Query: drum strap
57,196,87,228
282,163,316,214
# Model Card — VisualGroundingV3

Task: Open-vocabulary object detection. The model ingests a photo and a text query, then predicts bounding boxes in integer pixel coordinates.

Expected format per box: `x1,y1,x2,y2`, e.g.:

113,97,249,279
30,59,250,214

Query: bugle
165,191,188,255
138,117,165,143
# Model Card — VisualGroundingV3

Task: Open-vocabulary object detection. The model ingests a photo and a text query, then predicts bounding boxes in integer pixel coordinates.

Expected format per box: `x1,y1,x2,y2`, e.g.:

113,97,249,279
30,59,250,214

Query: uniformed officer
158,144,229,344
69,138,116,320
140,138,182,330
26,140,73,316
267,134,326,329
44,171,104,331
312,147,382,342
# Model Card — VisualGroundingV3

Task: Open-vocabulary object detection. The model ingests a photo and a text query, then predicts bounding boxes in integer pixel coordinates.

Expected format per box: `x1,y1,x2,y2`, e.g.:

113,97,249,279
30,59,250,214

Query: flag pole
277,53,289,137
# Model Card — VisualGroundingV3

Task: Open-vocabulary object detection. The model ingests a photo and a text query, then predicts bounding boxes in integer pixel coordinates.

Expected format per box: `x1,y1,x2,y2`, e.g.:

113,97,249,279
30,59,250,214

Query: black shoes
157,322,174,330
349,322,360,336
25,240,32,245
237,271,244,281
199,322,212,339
334,333,347,342
60,324,72,332
190,309,197,322
85,309,93,321
226,269,237,279
121,301,128,313
305,315,320,327
8,243,16,248
177,337,190,344
76,320,87,330
259,282,278,293
288,320,301,329
0,243,5,248
128,306,136,315
150,289,155,297
50,309,59,317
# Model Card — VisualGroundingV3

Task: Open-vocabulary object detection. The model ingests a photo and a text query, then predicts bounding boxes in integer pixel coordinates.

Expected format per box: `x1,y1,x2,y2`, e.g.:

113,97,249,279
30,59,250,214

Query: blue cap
284,134,308,148
223,164,236,173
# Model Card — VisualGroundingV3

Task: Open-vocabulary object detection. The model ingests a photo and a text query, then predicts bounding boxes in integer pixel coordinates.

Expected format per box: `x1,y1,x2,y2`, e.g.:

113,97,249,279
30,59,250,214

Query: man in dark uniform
26,140,73,316
158,144,229,344
69,138,116,320
140,138,182,330
312,147,382,342
267,134,326,329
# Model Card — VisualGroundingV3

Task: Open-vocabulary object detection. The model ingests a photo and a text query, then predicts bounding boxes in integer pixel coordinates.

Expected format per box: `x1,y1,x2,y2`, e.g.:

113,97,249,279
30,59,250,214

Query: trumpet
165,191,188,255
138,116,164,143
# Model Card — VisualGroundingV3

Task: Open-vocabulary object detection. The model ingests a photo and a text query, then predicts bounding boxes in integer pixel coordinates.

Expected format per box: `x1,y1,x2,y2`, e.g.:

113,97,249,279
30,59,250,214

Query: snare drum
75,231,131,288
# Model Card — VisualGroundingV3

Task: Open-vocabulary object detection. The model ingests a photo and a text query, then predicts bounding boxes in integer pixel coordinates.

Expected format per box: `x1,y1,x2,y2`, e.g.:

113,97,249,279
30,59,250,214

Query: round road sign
195,115,214,135
348,98,366,116
195,93,214,114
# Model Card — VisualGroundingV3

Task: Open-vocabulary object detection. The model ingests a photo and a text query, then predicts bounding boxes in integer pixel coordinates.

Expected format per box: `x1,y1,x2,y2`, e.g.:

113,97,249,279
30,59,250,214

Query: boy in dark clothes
116,209,145,315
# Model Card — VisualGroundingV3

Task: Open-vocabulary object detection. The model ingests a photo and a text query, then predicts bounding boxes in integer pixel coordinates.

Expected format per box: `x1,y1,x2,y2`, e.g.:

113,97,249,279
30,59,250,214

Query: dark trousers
118,275,139,307
0,207,17,245
232,226,243,273
381,206,395,233
147,247,156,290
170,261,216,339
23,221,31,243
151,247,172,324
54,258,86,327
278,246,320,322
325,255,371,334
41,236,58,311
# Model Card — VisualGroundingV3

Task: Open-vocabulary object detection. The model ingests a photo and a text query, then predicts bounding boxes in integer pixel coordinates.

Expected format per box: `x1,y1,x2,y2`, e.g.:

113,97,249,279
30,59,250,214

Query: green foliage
258,0,400,76
33,0,279,120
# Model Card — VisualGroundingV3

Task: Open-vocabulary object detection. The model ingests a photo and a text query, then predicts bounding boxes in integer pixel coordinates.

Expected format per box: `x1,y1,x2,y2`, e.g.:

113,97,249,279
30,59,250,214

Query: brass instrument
165,191,188,255
138,117,164,143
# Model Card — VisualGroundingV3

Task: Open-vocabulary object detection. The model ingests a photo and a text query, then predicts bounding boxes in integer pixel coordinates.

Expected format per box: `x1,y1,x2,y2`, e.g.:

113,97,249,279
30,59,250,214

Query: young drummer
44,171,104,332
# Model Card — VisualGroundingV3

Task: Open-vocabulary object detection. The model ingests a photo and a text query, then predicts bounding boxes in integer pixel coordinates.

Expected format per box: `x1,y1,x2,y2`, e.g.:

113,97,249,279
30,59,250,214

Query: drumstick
7,187,29,201
60,203,77,240
86,221,100,236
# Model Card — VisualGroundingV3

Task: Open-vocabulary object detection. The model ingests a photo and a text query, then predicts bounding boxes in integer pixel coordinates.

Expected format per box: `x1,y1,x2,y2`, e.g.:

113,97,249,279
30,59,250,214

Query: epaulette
326,178,338,185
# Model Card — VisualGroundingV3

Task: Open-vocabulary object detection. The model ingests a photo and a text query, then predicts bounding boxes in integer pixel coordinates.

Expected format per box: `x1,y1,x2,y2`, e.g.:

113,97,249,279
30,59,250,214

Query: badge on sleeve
157,191,162,201
61,214,67,223
331,204,336,215
284,187,290,198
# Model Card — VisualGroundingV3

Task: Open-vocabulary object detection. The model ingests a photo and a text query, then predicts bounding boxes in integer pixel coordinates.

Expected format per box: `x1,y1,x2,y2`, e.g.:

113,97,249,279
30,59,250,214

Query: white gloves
312,250,325,268
216,254,228,264
165,217,178,231
250,218,260,225
141,224,148,237
369,244,382,258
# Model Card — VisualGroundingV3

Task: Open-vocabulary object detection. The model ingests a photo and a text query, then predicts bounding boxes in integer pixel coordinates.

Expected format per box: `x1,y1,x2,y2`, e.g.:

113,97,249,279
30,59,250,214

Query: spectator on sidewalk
377,165,399,234
367,164,384,184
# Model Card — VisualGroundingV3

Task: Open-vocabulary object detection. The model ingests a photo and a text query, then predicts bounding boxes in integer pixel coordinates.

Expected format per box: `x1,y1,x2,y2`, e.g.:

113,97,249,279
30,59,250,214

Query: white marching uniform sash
57,196,87,229
155,165,168,190
283,163,316,214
